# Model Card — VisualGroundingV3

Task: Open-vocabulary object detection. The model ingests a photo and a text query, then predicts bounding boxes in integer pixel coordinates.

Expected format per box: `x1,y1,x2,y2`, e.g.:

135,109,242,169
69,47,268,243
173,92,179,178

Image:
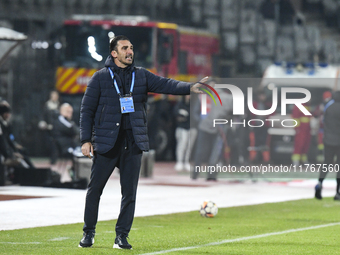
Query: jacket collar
104,55,135,73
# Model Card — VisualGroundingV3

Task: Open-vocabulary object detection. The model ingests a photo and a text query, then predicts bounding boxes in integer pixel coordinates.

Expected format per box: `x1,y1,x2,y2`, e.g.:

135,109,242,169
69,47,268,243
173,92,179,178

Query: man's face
3,112,11,121
50,91,59,102
61,106,73,120
111,40,134,68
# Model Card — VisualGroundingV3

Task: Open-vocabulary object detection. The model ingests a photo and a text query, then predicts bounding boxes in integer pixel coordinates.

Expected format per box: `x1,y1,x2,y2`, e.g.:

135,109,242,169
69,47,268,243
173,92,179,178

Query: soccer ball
199,201,218,218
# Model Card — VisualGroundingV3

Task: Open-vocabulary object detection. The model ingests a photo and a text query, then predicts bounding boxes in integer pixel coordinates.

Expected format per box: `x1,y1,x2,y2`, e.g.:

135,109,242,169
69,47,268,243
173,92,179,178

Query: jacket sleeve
80,72,101,144
145,69,191,95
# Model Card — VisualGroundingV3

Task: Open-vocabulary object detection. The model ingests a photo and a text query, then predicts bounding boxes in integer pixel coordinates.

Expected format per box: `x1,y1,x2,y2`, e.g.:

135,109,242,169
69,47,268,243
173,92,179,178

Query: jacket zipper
99,105,106,125
143,107,147,124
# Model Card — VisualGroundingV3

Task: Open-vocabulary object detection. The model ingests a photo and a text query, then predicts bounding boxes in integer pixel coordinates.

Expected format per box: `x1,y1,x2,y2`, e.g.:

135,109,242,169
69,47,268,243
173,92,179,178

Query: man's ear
111,51,117,58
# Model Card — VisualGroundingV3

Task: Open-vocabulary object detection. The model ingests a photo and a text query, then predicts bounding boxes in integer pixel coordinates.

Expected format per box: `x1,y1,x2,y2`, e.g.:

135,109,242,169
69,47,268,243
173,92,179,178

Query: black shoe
79,231,95,248
113,234,132,249
334,193,340,201
315,184,322,200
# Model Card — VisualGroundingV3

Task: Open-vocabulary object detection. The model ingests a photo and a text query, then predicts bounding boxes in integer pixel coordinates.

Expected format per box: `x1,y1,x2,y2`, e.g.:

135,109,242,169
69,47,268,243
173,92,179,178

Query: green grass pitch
1,198,340,254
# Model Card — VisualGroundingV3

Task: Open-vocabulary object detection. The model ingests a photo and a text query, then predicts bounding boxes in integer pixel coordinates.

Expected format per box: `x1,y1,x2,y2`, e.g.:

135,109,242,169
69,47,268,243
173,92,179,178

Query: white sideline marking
140,222,340,255
0,242,41,245
0,237,70,245
49,237,70,241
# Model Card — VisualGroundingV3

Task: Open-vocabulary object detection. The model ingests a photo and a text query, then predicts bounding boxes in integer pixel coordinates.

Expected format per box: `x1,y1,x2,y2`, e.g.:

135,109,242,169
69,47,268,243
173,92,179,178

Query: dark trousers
192,130,217,179
83,130,142,236
319,144,340,181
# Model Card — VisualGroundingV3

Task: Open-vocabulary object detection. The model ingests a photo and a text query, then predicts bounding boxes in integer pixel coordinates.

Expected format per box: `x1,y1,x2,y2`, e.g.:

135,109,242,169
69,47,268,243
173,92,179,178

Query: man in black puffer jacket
315,91,340,200
79,35,206,249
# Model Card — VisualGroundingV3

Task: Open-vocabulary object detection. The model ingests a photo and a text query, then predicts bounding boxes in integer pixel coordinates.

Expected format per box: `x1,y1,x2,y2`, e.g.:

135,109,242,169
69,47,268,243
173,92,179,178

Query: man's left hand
190,76,209,94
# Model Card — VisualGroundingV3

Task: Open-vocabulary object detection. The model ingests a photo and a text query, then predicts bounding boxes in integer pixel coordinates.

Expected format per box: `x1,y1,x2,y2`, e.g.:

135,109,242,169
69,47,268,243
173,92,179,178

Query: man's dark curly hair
109,35,131,53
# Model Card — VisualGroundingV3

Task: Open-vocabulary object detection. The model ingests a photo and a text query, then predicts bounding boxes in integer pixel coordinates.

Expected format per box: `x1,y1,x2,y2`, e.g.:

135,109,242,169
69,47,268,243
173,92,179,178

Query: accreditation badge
119,96,135,114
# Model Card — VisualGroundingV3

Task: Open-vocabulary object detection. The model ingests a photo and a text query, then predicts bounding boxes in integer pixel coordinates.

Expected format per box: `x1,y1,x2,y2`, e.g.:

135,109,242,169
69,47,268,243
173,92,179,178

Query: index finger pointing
200,76,209,83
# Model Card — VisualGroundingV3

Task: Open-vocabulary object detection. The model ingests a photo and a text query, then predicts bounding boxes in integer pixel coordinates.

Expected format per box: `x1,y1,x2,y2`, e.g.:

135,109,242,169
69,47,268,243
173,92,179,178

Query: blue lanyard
108,68,135,96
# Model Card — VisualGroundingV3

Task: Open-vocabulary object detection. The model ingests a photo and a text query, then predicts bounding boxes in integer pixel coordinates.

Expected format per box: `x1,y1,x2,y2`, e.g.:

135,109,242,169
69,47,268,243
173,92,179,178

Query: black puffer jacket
80,55,191,154
323,91,340,146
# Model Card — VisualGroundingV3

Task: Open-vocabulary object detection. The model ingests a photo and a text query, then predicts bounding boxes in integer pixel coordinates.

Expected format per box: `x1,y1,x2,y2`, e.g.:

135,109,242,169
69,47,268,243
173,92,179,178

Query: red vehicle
56,15,219,93
54,15,220,159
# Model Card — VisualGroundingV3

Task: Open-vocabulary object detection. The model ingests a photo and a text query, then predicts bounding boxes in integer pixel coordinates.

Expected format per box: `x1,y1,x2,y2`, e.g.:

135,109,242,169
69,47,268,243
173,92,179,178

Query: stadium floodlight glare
87,36,103,62
41,41,49,49
108,32,115,43
54,42,62,50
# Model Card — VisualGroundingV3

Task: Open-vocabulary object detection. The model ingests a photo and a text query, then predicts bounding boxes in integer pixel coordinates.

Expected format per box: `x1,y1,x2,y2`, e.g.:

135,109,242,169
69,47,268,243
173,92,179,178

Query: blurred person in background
174,95,191,172
0,101,34,183
315,91,340,200
227,113,250,166
38,90,60,165
43,90,60,125
314,91,332,163
291,102,312,166
250,91,270,163
192,84,233,180
51,103,78,177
